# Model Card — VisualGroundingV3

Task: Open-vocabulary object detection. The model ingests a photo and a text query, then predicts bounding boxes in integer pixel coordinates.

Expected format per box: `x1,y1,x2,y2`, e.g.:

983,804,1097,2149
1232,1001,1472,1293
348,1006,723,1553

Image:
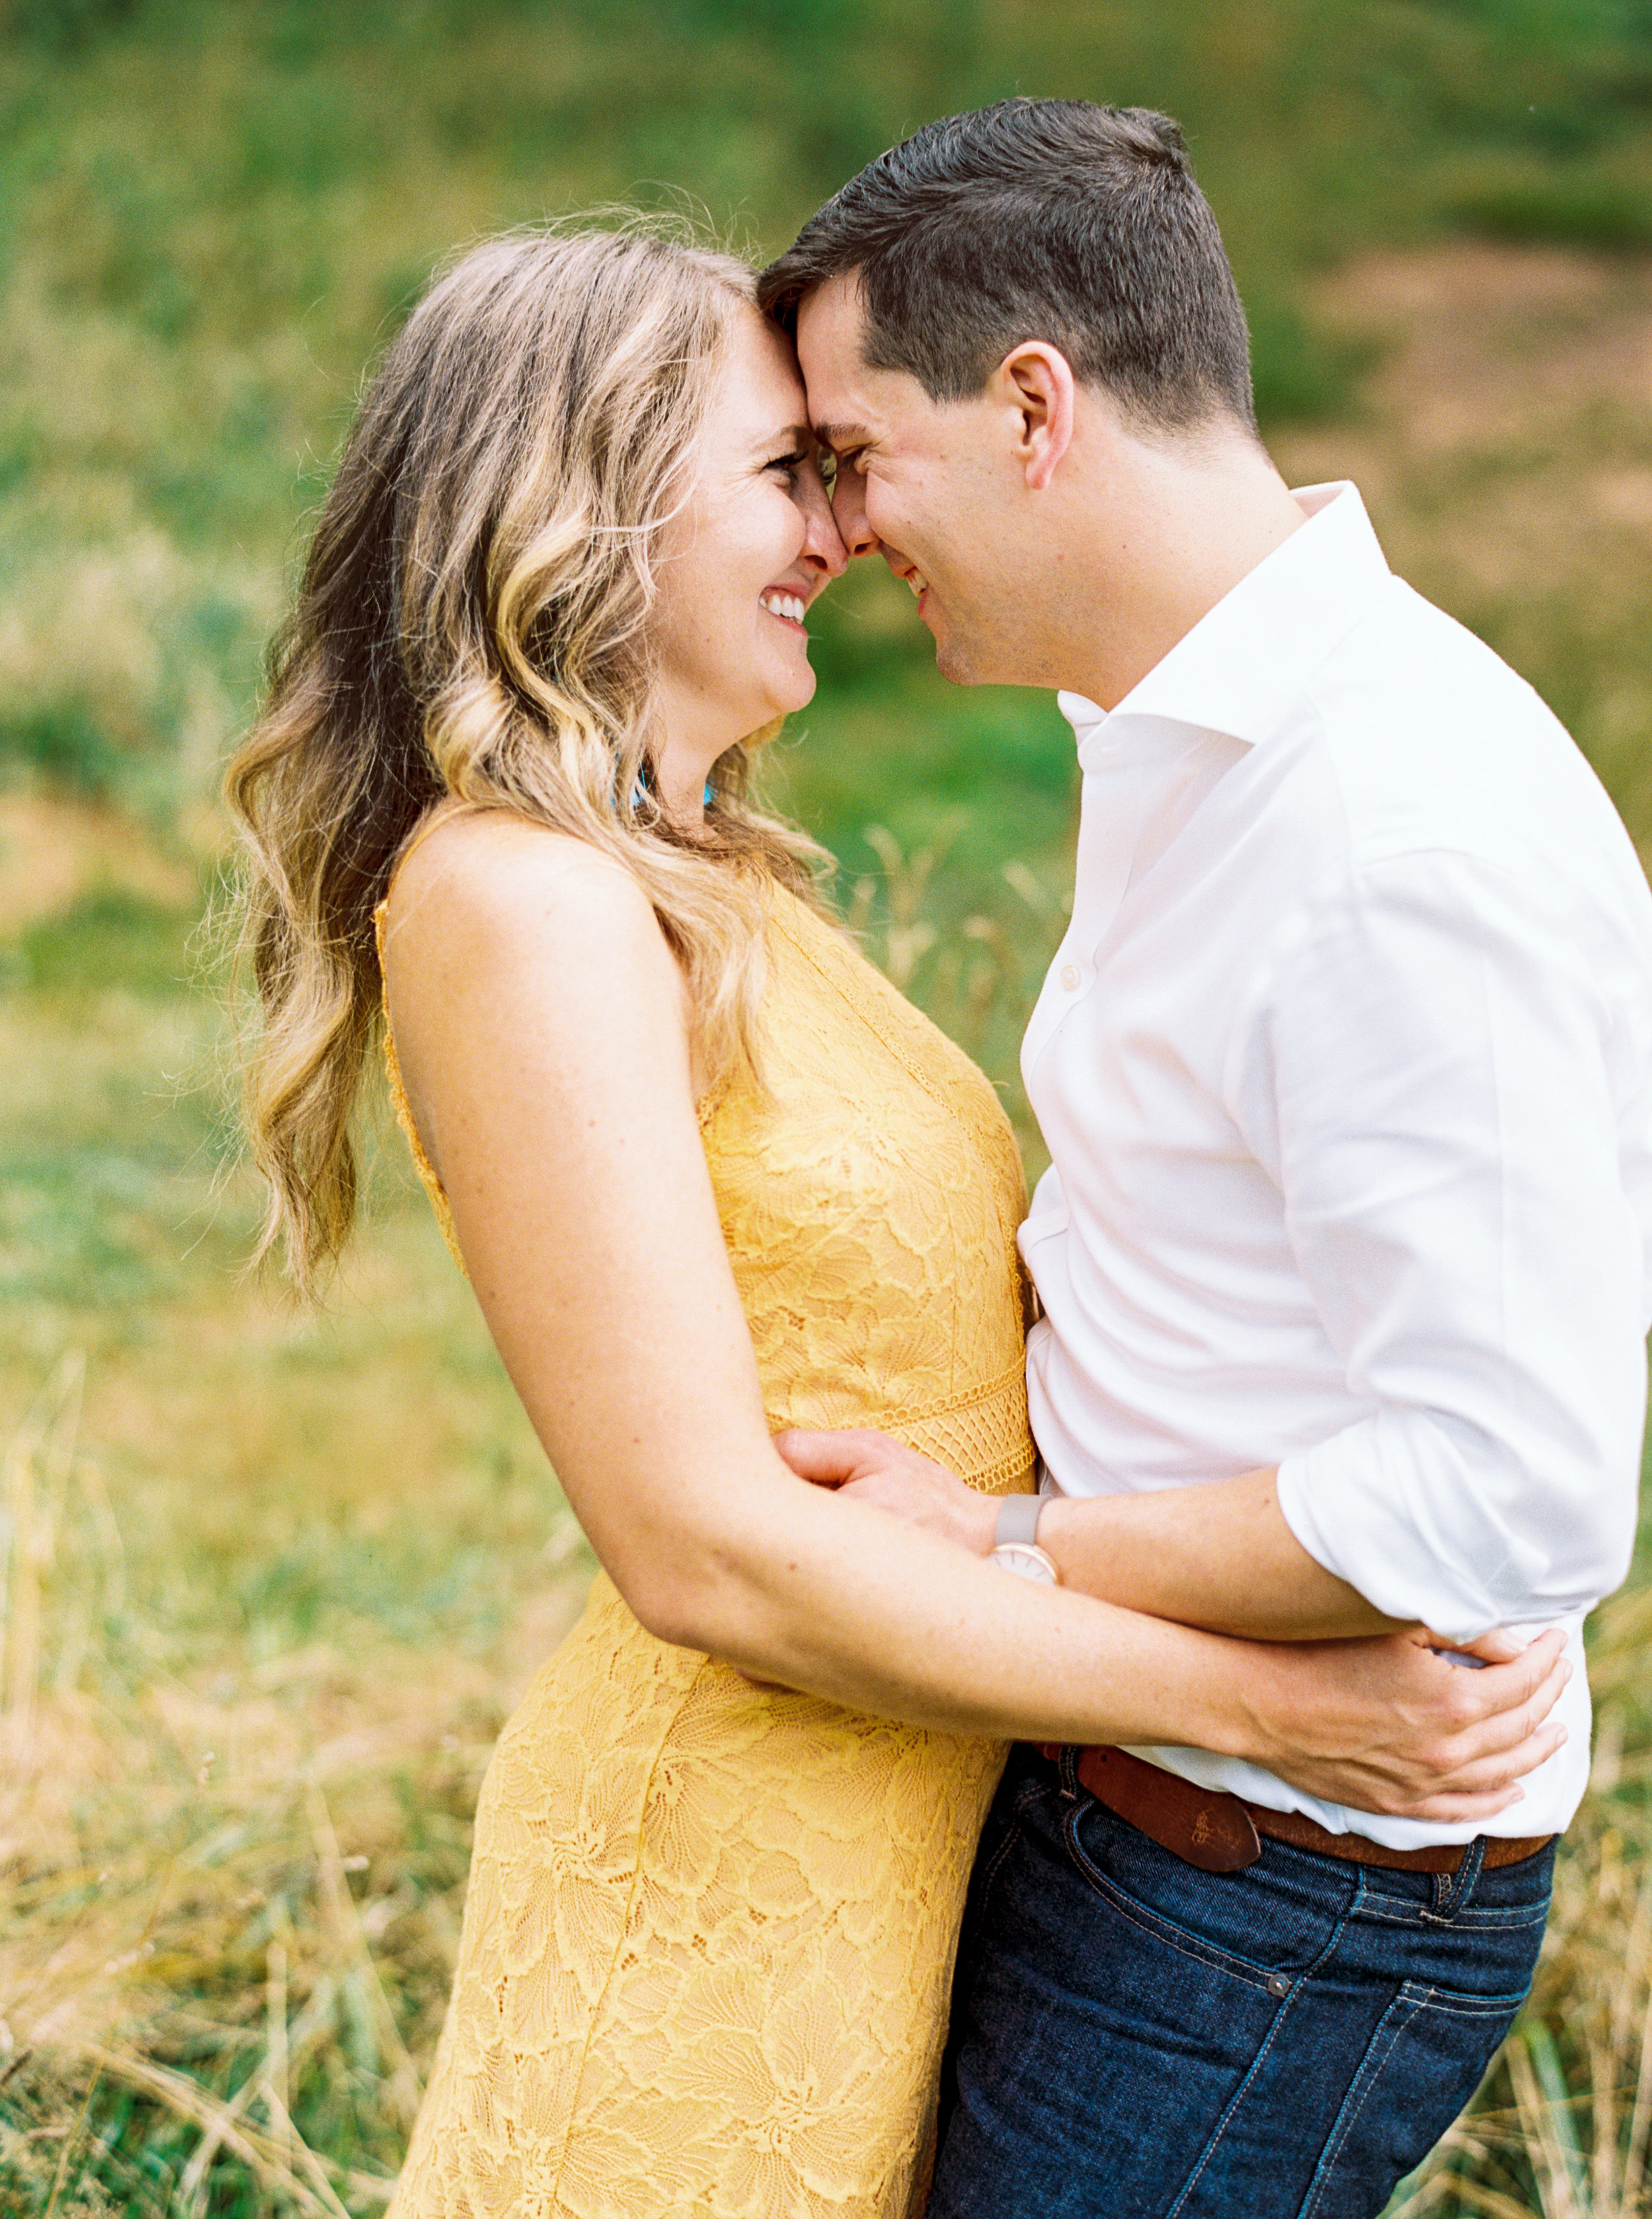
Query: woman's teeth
906,571,928,598
761,591,807,624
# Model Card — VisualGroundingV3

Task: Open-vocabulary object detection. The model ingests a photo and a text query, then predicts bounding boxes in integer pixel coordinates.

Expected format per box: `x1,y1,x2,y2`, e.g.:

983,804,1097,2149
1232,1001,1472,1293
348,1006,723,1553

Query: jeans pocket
1297,1977,1534,2219
1063,1796,1343,1986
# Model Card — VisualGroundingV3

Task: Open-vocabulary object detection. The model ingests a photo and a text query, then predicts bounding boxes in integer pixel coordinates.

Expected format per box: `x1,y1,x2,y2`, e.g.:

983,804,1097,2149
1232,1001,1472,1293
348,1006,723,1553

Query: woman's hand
1238,1626,1571,1823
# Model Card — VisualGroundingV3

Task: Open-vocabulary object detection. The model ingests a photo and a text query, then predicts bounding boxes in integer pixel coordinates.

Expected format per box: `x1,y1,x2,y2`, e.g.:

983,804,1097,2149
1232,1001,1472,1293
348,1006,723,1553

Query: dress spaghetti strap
379,798,497,919
372,801,498,1275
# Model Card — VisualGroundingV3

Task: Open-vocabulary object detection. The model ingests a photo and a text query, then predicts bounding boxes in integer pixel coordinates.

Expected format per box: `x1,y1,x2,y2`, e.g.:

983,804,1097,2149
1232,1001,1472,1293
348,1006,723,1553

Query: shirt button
1060,963,1081,992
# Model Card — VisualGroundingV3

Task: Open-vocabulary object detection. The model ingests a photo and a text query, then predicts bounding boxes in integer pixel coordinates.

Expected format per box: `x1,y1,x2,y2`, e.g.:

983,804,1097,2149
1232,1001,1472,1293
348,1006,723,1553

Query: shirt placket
1022,728,1145,1074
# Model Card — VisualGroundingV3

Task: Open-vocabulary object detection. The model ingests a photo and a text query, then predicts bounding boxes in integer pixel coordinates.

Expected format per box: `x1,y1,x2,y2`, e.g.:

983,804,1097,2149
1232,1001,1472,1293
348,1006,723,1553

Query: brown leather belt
1039,1744,1554,1877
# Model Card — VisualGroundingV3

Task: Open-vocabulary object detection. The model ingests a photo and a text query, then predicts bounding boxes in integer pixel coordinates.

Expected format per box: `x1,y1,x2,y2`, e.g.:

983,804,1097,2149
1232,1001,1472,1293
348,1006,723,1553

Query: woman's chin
780,661,818,714
726,665,815,752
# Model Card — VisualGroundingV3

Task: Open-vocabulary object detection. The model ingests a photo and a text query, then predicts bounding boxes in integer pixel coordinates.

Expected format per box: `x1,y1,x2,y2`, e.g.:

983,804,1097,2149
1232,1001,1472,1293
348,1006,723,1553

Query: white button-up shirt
1022,481,1652,1847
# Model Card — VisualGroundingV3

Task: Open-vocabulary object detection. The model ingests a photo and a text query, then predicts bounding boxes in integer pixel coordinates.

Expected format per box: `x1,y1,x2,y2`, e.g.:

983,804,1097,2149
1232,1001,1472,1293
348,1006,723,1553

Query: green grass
6,0,1652,846
15,889,196,997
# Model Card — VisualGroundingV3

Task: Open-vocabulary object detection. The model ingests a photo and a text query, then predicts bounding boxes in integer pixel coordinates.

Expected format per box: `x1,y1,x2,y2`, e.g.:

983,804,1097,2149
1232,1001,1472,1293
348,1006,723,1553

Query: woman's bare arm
381,815,1568,1821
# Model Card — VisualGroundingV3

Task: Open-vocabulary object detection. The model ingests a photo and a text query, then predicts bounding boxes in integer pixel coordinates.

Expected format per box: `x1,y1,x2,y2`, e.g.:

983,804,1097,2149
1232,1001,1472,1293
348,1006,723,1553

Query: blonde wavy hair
226,224,825,1295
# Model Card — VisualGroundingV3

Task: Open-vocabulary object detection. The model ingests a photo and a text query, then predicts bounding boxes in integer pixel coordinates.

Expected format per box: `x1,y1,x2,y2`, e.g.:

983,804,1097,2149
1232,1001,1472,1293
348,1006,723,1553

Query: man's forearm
772,1429,1405,1641
1037,1468,1403,1641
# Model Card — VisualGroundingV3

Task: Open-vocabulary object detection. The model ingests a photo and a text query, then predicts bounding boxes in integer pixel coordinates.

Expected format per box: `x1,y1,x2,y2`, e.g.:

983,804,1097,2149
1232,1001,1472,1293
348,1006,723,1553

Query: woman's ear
1000,342,1076,492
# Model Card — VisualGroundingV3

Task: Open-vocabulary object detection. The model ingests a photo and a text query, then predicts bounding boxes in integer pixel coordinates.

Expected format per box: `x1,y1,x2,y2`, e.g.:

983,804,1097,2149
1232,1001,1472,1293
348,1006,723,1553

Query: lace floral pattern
383,885,1037,2218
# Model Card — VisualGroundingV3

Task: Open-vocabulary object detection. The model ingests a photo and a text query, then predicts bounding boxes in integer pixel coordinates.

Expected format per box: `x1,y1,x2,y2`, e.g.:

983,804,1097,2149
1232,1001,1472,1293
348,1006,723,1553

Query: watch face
991,1542,1057,1585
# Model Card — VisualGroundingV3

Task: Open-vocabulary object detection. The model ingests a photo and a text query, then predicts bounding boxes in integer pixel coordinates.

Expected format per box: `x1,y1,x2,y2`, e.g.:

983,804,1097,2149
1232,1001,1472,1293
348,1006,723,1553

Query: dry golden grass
0,1341,593,2215
0,800,194,939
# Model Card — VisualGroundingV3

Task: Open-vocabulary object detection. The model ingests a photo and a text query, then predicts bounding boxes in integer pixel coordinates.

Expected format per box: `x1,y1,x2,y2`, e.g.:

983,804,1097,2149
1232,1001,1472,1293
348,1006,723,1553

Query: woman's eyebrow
751,422,814,452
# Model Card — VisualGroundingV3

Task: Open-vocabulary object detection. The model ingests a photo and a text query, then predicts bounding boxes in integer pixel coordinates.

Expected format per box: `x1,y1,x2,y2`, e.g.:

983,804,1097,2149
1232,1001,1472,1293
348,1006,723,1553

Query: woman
227,228,1565,2218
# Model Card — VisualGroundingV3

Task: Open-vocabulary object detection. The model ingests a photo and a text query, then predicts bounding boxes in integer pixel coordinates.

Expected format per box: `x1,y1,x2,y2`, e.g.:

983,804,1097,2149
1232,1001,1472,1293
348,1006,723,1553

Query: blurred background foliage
3,1,1652,2211
6,0,1652,870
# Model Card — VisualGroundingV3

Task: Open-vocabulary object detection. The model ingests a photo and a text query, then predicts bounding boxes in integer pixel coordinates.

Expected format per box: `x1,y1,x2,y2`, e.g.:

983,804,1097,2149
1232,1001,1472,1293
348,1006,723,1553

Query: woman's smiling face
652,303,846,809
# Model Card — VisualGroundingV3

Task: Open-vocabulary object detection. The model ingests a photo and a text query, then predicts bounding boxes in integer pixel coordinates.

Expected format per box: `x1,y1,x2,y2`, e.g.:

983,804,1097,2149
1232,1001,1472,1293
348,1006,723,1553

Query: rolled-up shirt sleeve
1237,848,1647,1640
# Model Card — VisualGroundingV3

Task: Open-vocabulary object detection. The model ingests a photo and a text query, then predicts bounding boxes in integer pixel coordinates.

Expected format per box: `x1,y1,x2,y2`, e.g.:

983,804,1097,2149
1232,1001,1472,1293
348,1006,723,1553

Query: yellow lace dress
381,878,1036,2219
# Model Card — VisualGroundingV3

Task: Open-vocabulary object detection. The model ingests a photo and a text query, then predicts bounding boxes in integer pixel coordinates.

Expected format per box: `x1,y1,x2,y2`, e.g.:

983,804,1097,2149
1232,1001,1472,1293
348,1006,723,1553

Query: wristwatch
989,1492,1059,1585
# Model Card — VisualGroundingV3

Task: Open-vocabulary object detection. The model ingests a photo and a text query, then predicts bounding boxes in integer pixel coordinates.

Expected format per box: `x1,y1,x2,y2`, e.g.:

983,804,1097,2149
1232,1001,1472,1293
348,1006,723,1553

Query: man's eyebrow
811,422,872,455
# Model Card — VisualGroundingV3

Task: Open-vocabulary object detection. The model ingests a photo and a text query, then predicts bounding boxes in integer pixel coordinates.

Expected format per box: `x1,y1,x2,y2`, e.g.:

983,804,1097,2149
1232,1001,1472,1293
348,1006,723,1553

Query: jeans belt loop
1430,1830,1491,1918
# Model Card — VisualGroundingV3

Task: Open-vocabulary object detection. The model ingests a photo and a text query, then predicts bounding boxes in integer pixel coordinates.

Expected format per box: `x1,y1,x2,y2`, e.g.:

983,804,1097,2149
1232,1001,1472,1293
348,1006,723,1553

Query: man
759,100,1652,2217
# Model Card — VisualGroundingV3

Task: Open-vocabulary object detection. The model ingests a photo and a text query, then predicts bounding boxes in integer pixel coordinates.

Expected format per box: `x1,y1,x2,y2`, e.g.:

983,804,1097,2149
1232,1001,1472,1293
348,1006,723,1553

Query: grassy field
3,1,1652,2210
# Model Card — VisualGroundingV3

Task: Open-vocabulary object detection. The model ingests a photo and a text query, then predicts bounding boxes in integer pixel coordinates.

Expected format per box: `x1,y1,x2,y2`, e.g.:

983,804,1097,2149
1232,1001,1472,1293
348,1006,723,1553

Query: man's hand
774,1428,996,1554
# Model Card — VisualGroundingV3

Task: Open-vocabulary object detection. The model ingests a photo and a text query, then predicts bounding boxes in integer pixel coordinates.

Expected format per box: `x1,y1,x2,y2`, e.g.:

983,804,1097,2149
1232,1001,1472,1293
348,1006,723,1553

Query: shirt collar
1058,481,1392,753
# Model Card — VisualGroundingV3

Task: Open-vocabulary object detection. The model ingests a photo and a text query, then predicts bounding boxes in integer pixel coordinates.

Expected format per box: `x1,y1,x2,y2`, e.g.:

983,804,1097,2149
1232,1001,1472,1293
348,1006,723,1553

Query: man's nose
831,472,880,560
800,474,850,580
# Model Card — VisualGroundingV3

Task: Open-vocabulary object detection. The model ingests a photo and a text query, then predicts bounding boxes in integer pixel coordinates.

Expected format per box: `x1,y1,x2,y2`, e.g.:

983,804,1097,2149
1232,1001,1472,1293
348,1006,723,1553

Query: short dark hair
759,98,1256,433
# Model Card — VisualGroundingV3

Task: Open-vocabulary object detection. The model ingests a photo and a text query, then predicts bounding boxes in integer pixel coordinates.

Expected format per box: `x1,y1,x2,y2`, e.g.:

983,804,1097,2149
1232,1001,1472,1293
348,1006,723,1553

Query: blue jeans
928,1744,1555,2219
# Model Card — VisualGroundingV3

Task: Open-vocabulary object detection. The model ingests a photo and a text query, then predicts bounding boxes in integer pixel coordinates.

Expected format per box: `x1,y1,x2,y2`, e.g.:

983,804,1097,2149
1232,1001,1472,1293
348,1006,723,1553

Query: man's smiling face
794,273,1039,688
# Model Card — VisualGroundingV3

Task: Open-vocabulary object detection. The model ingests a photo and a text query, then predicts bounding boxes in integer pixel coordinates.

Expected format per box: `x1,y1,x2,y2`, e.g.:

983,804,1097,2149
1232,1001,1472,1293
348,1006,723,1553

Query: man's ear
1000,343,1076,491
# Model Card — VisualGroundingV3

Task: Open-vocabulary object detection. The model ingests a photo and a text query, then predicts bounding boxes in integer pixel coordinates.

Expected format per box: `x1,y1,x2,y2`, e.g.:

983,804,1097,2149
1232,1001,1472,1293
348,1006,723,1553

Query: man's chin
932,636,985,687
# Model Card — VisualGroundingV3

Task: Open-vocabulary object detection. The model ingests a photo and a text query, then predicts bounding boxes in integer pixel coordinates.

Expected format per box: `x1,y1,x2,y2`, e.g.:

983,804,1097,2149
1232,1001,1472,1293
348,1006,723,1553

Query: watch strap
995,1493,1044,1550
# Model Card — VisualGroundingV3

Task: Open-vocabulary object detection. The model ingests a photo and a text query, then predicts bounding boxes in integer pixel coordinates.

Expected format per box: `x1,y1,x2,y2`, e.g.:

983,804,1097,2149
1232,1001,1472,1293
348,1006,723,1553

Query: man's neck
1058,431,1307,712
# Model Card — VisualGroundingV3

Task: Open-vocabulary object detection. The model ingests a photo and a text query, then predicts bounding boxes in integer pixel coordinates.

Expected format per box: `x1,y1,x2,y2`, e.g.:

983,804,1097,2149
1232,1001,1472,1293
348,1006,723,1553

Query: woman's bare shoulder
384,808,664,967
